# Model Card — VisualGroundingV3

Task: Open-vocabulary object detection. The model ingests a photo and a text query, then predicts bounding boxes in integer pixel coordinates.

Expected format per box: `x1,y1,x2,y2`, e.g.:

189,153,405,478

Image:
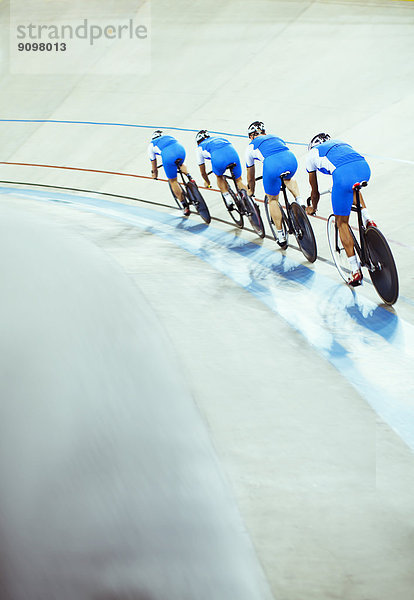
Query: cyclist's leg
168,177,182,199
235,176,249,192
215,175,229,194
263,156,286,243
267,194,282,229
335,215,354,256
164,144,188,211
163,143,185,182
210,149,228,191
230,155,249,193
213,145,248,193
332,167,361,283
211,147,239,208
350,160,374,226
280,151,303,204
263,157,282,224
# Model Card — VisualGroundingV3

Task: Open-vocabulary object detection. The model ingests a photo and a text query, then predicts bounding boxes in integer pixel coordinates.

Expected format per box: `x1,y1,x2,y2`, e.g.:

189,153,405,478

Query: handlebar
306,188,332,214
306,189,332,205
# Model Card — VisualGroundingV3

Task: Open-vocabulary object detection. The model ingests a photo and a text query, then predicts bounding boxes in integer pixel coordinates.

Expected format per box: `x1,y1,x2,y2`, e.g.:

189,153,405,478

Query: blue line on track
3,118,414,161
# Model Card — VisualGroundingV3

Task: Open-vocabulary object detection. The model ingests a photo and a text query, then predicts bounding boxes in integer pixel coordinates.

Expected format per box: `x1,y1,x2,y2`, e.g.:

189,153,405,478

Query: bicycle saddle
353,181,368,190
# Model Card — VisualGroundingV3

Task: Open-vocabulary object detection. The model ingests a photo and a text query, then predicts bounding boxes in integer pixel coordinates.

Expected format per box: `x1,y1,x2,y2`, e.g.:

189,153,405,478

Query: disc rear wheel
222,185,243,228
365,226,399,305
241,190,265,238
289,202,317,262
186,181,211,224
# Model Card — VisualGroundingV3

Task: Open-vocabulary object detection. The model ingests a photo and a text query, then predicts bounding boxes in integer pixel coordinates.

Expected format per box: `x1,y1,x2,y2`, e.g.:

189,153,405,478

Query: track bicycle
167,159,211,224
325,181,399,305
214,163,265,238
263,171,317,262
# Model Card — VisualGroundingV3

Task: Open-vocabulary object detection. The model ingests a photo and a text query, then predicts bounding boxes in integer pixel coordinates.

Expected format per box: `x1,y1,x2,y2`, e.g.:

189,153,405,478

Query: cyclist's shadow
322,284,400,344
346,298,399,343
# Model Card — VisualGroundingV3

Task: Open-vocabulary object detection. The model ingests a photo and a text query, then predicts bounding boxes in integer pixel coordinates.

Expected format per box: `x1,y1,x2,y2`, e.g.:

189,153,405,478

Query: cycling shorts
211,145,242,179
331,159,371,216
162,142,186,179
262,150,298,196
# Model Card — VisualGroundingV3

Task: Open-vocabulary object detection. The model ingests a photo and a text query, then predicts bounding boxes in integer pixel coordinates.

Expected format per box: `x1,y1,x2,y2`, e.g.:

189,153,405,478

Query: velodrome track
1,1,414,599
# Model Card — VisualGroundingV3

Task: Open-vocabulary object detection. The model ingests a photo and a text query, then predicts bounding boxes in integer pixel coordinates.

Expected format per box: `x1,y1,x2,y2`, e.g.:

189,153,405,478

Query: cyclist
148,130,190,216
245,121,302,249
196,130,249,208
305,133,375,286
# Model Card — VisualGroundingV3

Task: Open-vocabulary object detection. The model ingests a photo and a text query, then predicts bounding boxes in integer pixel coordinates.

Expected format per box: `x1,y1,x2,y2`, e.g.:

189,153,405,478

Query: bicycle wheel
289,202,317,262
327,214,352,283
169,182,186,210
241,190,265,238
264,196,289,245
186,181,211,224
221,185,243,228
364,226,399,305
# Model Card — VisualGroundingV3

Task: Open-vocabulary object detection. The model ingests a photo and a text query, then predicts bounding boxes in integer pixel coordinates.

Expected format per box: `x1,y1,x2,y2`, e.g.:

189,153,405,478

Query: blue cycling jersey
250,134,287,157
306,140,365,175
151,135,177,152
198,137,230,154
197,136,241,178
245,134,288,167
148,135,186,180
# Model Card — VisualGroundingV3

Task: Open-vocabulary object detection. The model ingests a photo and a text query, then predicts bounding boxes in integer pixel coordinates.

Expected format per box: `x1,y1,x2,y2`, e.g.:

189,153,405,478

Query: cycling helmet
196,129,210,145
308,133,331,151
248,121,266,137
152,129,163,141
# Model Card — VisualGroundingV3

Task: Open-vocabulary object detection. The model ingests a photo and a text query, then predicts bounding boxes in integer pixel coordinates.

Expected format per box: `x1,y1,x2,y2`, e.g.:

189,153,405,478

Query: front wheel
327,214,352,283
289,202,317,262
364,226,399,305
241,190,265,238
186,181,211,224
264,196,289,246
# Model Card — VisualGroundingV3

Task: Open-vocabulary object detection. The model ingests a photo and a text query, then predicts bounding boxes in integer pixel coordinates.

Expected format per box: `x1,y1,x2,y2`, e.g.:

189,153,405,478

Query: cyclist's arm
307,171,320,214
199,162,211,188
150,158,158,179
247,165,255,195
148,143,158,179
245,144,255,194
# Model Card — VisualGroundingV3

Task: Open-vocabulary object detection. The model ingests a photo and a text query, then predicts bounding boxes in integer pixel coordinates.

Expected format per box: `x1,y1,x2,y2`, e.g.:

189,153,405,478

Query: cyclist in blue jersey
305,133,376,286
148,130,191,216
245,121,302,248
196,130,249,208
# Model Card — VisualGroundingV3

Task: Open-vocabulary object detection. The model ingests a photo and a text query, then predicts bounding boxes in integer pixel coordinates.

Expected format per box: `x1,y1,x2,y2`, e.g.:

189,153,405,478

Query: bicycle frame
279,175,295,232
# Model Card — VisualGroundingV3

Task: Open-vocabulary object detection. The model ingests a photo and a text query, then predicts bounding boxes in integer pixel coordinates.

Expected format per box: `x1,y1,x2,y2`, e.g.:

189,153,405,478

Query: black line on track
0,179,351,270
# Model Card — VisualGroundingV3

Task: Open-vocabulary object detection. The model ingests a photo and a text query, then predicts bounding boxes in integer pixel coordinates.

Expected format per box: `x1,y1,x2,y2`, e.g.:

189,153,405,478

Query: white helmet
308,133,331,151
196,129,210,145
152,129,163,141
248,121,265,137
